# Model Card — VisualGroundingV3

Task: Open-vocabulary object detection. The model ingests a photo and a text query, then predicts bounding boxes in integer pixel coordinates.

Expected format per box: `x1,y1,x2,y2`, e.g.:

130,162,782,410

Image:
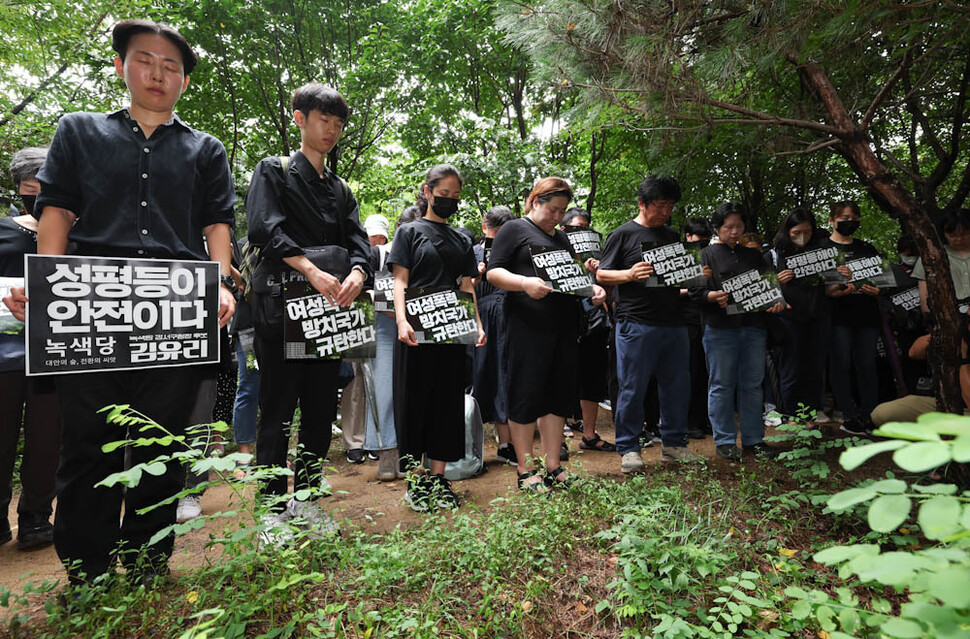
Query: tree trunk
796,59,964,413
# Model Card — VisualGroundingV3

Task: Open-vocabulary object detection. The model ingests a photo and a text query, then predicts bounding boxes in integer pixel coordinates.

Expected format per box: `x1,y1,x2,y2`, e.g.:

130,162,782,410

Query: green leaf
869,479,907,494
913,412,970,436
790,599,812,620
827,486,878,511
839,440,907,470
867,495,911,533
951,434,970,462
874,422,942,441
813,544,878,565
893,442,952,472
917,496,961,540
926,566,970,608
880,617,925,638
912,483,958,495
142,462,168,476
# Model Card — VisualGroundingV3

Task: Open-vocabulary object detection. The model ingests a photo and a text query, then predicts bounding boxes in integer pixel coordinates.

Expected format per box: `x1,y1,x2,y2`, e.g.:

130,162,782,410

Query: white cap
363,214,390,239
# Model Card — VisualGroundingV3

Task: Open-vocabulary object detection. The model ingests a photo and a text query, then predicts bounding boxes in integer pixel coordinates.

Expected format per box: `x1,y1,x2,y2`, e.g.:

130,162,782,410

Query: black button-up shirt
246,151,370,274
35,109,236,260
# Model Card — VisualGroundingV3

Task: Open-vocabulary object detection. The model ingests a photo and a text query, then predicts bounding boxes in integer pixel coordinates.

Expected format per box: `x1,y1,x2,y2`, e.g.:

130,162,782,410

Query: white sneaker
285,498,340,538
621,451,645,474
598,400,612,411
258,512,295,549
763,410,783,428
176,495,202,523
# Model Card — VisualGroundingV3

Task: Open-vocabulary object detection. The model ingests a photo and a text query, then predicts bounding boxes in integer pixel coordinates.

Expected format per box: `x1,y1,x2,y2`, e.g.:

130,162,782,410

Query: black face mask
836,220,861,236
21,195,37,218
431,196,459,219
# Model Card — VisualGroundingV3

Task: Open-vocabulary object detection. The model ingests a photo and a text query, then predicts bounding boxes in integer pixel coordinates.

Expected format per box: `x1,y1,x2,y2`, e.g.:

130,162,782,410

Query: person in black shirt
0,148,60,551
4,20,236,585
681,217,714,439
246,83,370,533
822,200,882,435
473,205,515,466
690,204,785,462
389,164,484,511
597,175,703,473
487,178,606,491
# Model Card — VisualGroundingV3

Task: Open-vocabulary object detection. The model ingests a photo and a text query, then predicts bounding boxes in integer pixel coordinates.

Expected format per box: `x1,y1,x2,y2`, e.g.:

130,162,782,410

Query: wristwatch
220,273,237,291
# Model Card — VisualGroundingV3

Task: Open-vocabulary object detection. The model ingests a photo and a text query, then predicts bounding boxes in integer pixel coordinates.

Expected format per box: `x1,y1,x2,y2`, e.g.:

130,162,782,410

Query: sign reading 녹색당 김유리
721,267,787,315
529,245,595,297
24,254,220,375
640,241,706,288
283,283,376,360
404,287,478,345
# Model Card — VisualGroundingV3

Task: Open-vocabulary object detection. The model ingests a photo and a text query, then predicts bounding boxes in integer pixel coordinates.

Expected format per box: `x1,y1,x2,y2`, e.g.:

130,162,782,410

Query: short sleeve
599,228,627,271
199,137,236,228
486,221,520,272
912,257,925,280
387,224,414,270
459,237,478,278
34,114,82,217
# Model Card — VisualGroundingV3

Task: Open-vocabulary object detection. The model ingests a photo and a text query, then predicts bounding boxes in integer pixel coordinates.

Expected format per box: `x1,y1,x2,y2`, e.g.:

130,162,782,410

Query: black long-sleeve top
246,151,370,276
689,242,768,329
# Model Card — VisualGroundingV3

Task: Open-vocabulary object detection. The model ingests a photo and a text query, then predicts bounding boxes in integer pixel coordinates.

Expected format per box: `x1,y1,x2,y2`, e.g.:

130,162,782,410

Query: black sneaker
840,420,873,436
0,519,11,546
687,427,706,439
745,442,780,459
346,449,365,464
405,476,432,512
17,517,54,550
429,474,460,509
566,419,584,433
496,444,517,466
365,450,379,462
560,442,570,461
716,444,743,462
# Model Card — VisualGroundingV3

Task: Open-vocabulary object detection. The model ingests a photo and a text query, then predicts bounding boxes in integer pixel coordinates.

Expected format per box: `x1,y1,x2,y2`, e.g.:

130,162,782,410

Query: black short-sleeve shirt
599,221,683,326
486,217,581,329
824,237,881,328
35,109,236,260
0,217,36,277
387,218,477,288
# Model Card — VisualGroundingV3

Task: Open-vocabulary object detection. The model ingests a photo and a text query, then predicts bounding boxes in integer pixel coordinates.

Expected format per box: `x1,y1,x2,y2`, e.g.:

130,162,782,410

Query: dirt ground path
0,413,723,598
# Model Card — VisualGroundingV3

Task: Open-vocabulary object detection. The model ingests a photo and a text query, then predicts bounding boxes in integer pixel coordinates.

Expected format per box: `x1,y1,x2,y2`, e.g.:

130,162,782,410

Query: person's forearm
283,254,318,278
37,207,75,255
203,223,233,274
487,267,528,291
596,268,630,286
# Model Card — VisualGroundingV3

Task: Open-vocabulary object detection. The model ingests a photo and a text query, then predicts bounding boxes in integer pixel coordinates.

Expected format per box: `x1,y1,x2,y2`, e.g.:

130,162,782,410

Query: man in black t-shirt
246,83,370,535
597,175,702,472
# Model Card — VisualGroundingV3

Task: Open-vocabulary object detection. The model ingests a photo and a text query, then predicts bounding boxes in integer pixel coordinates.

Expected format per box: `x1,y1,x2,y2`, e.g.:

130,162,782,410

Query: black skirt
393,342,466,463
505,312,579,424
472,292,509,423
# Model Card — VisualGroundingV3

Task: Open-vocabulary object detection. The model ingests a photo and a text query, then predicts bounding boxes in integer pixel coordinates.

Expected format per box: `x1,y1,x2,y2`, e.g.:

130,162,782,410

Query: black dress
473,242,509,423
388,218,478,463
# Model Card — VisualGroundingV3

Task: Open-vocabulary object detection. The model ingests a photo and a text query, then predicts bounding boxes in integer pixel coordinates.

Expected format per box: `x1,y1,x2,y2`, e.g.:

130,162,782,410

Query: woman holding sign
692,203,786,462
389,164,485,512
486,178,607,491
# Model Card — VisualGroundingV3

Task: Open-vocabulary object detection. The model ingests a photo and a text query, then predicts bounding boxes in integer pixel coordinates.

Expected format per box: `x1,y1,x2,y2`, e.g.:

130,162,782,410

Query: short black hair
292,83,349,121
830,200,860,219
484,205,514,229
683,217,713,239
9,147,48,185
562,207,591,226
397,205,420,228
112,19,197,75
896,234,916,255
940,209,970,241
711,202,748,230
637,174,681,206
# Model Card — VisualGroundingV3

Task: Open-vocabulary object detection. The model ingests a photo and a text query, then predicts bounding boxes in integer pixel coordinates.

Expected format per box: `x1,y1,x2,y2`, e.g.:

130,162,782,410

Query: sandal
543,466,575,489
580,434,616,452
517,470,549,493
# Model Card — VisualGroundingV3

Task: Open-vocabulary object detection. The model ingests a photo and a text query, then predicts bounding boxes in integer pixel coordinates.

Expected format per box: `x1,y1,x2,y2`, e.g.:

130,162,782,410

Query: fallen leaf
186,590,198,604
574,601,588,613
521,601,533,612
779,548,798,558
818,631,830,639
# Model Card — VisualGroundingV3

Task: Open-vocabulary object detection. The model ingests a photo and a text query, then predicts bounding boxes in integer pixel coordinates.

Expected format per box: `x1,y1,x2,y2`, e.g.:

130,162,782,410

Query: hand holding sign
522,276,553,300
2,285,26,322
628,261,654,282
777,269,794,284
306,267,342,306
708,290,730,308
859,284,880,296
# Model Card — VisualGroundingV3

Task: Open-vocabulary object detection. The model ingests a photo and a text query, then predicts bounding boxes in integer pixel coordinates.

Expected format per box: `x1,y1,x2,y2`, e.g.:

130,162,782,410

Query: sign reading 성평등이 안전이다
24,254,219,375
404,287,478,345
563,226,603,261
787,246,846,284
529,245,595,297
640,241,706,288
890,286,920,312
0,276,24,336
846,254,897,288
283,283,376,360
721,267,786,315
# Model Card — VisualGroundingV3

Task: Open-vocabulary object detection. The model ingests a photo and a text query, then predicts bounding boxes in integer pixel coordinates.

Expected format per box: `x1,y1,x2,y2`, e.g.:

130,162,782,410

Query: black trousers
686,323,710,431
254,337,338,503
777,316,831,417
54,366,200,583
0,371,60,522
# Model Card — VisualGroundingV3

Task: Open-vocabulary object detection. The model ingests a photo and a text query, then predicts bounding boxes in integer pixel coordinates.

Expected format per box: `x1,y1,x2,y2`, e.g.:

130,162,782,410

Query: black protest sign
373,268,395,312
787,246,846,284
889,287,920,312
846,255,897,288
0,277,24,336
25,255,219,375
722,267,787,315
404,287,478,345
563,226,603,261
483,238,493,267
529,246,595,297
283,284,376,360
640,241,706,288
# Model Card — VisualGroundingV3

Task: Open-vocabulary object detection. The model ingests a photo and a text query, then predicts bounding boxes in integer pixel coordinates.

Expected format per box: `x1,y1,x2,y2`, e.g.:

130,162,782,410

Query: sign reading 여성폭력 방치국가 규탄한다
529,245,595,297
283,282,376,360
721,267,786,315
24,254,220,375
404,287,478,345
640,241,706,288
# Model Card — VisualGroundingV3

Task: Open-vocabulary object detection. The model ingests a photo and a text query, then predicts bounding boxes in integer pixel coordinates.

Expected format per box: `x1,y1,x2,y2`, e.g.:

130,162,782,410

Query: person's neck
526,213,555,236
424,211,448,224
128,103,174,138
635,214,661,229
300,145,329,176
830,232,852,245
